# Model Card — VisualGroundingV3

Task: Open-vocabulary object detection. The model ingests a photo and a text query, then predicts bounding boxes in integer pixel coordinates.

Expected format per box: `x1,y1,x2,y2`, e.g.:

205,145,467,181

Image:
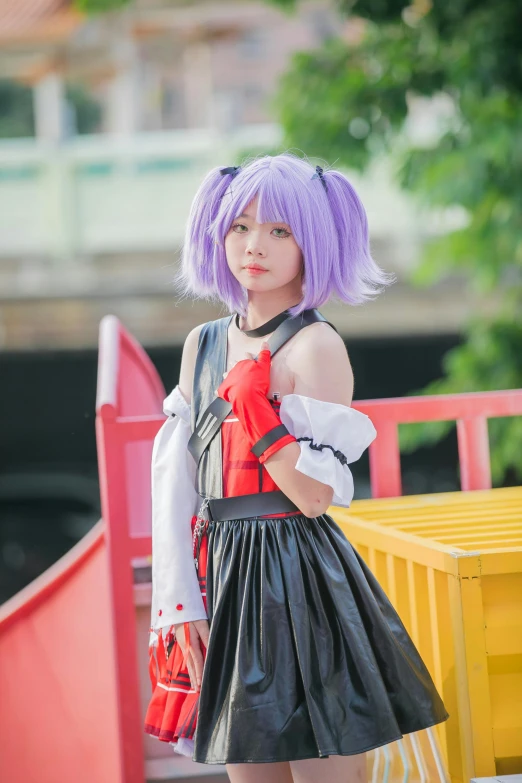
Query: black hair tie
312,165,328,193
220,166,241,177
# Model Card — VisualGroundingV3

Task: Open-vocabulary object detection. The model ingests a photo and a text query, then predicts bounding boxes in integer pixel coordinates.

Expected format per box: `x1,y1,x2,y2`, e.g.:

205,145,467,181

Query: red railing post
456,416,492,491
368,420,402,498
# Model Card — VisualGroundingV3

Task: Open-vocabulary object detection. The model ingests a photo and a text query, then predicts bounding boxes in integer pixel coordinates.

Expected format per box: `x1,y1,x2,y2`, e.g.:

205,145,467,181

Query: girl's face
224,196,303,295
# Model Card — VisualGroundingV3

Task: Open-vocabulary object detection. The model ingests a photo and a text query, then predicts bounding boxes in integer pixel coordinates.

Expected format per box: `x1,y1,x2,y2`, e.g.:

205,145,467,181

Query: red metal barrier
0,523,121,783
354,390,522,497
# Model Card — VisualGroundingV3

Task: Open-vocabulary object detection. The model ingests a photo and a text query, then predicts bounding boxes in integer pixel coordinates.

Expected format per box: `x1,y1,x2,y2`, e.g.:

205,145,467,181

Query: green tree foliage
0,80,101,137
0,81,34,138
273,0,522,482
74,0,130,11
66,84,102,134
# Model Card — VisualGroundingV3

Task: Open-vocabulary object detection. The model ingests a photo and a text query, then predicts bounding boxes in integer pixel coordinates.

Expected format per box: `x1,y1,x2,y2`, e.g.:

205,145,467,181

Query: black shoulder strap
265,308,336,357
187,309,336,466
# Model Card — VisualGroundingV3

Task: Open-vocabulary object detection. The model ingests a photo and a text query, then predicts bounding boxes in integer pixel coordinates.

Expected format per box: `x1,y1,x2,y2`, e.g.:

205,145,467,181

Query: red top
221,401,281,498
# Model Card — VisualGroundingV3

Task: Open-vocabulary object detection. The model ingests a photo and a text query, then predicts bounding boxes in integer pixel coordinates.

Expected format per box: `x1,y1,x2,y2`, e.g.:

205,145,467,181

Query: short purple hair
178,153,392,316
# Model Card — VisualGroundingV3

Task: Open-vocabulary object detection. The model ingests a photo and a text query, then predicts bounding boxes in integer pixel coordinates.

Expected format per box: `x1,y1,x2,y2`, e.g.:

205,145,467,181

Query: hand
173,619,210,692
218,341,271,405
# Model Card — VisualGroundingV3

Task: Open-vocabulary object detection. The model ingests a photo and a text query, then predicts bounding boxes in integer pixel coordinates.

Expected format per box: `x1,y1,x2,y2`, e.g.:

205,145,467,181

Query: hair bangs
212,161,290,242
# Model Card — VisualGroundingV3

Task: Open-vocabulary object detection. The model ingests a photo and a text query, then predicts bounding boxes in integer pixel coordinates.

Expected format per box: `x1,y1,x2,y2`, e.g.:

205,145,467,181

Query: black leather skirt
192,512,448,765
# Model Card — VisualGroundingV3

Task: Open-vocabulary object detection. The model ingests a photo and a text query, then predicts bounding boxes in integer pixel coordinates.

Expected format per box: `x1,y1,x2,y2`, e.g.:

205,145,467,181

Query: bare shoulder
184,322,206,353
290,321,350,366
292,320,346,351
287,321,354,406
178,323,206,403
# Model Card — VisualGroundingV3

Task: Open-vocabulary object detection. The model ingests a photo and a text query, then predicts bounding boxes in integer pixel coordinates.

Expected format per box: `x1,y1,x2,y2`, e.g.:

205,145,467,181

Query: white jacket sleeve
150,385,207,645
279,394,377,508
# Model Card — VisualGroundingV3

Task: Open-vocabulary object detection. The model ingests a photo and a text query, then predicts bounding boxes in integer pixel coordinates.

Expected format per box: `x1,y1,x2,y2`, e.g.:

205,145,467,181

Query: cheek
270,239,302,278
224,232,245,257
224,234,239,267
271,253,302,285
284,243,303,278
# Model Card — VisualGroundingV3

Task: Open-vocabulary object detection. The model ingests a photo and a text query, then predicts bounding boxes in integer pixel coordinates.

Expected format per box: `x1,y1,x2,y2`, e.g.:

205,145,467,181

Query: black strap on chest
187,309,336,466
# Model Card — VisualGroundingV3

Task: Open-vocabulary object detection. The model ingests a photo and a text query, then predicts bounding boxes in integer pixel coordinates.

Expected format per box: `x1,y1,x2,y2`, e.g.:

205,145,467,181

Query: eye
231,223,248,234
272,227,291,238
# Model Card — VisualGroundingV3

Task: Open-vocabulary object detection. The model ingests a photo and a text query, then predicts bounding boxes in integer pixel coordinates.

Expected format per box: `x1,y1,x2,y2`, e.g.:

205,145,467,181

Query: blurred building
0,0,343,139
0,0,480,603
0,0,483,351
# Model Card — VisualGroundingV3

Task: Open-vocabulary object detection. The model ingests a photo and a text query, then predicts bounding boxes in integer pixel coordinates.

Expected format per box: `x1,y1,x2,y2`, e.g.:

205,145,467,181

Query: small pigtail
323,169,394,304
178,165,241,299
219,166,241,178
311,165,328,193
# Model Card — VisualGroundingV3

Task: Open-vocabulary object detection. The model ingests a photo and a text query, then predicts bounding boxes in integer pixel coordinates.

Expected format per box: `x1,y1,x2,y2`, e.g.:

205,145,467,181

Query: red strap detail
149,627,167,691
148,646,158,691
157,628,167,674
181,621,191,669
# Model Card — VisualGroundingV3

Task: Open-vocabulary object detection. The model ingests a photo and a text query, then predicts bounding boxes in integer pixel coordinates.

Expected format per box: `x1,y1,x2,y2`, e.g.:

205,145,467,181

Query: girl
145,154,448,783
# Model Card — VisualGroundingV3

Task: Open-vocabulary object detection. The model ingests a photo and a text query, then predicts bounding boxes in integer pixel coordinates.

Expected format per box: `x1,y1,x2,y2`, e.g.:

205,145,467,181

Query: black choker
235,310,290,338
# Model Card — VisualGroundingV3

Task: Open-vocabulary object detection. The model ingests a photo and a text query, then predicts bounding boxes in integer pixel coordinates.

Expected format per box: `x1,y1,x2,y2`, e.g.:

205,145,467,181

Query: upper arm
178,323,205,404
289,323,354,406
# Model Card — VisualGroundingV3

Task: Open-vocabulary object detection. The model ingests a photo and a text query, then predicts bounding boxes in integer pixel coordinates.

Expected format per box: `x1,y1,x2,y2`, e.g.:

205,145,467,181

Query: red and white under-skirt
144,516,207,757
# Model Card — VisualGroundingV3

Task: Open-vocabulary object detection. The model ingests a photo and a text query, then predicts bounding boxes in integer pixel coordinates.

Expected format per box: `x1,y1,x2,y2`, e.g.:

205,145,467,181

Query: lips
244,263,268,276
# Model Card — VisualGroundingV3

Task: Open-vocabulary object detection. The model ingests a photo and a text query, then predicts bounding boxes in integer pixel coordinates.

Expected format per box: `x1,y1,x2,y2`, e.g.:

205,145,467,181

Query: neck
242,287,303,331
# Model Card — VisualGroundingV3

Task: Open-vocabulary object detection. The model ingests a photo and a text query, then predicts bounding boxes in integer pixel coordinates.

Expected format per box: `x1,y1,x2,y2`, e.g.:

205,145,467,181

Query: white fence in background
0,125,281,263
0,123,442,270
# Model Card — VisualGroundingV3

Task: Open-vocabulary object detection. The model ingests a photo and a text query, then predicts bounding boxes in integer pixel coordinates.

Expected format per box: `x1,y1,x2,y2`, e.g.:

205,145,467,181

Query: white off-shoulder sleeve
279,394,376,508
150,385,207,644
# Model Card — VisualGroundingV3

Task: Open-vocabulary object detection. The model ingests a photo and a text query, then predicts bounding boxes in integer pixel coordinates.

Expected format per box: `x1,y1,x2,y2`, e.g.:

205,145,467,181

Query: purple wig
178,153,392,316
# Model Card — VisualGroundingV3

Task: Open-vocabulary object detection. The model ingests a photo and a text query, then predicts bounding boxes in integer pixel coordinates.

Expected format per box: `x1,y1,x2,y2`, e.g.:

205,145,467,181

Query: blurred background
0,0,520,604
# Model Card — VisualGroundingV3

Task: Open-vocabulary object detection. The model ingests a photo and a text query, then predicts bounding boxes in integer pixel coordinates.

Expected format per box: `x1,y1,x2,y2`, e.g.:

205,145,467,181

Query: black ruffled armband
296,437,349,467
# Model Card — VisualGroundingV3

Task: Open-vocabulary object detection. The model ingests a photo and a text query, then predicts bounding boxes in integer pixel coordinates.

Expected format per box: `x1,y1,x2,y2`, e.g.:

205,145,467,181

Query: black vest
190,311,336,501
191,315,233,500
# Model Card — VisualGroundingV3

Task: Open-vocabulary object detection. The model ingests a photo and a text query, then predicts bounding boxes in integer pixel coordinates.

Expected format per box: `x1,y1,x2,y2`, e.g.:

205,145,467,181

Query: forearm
263,441,334,518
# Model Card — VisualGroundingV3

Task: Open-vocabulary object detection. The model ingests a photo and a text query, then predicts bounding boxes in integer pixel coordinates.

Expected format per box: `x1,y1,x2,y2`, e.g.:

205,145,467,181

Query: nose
246,231,266,258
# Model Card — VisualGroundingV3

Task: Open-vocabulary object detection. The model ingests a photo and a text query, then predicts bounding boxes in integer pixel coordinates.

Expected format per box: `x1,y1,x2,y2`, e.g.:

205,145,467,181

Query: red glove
217,347,296,463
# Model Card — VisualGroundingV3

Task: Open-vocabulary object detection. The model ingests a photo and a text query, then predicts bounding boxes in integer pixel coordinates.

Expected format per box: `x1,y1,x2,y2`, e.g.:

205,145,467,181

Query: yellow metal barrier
334,486,522,783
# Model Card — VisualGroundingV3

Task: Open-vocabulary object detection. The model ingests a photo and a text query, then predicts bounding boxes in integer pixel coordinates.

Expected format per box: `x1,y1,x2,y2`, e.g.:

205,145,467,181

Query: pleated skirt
192,512,449,765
